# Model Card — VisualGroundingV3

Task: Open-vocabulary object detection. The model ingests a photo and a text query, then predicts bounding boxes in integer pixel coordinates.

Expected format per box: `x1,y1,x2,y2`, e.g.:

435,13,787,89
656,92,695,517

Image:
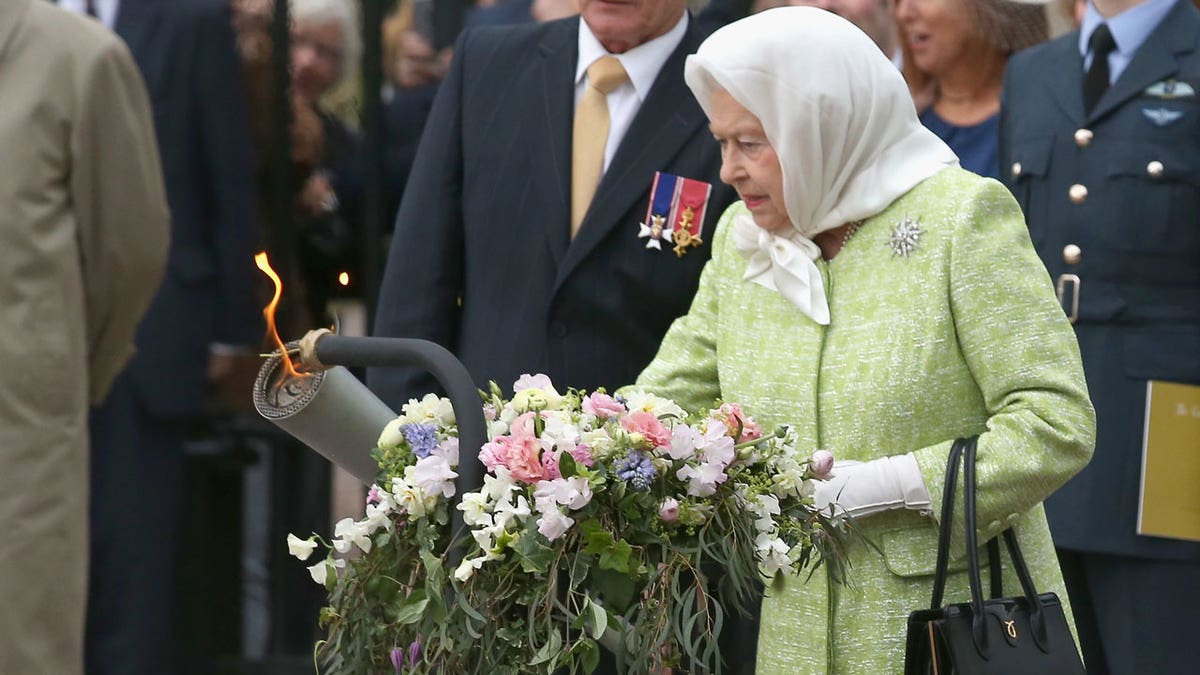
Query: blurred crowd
1,0,1197,674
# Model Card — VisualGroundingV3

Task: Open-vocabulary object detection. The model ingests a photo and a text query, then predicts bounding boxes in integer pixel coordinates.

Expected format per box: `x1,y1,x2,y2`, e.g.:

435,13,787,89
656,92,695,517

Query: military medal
639,172,712,255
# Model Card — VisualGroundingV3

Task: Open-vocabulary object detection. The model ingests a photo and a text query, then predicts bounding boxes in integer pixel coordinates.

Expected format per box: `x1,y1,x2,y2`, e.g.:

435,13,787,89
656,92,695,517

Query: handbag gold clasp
1004,619,1018,639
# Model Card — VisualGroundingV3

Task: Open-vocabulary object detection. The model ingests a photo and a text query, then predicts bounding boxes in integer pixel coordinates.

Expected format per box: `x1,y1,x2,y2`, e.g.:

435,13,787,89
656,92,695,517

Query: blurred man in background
0,2,168,673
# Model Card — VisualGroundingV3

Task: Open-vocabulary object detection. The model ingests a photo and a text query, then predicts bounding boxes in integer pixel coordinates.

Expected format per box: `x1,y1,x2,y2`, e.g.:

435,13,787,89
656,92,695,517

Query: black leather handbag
903,437,1084,675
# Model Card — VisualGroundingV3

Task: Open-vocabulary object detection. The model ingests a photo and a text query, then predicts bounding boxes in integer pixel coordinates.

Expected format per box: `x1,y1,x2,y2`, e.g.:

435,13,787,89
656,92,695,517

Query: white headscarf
685,7,958,323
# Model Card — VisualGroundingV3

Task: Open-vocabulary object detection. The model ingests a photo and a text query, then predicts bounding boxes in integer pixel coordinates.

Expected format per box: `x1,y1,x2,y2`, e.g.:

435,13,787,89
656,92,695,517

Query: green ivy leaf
514,527,555,573
393,590,429,625
599,539,633,573
588,568,636,613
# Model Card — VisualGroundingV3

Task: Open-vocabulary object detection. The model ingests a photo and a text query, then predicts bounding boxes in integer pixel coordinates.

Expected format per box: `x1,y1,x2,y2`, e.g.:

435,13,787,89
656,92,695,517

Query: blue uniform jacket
999,0,1200,561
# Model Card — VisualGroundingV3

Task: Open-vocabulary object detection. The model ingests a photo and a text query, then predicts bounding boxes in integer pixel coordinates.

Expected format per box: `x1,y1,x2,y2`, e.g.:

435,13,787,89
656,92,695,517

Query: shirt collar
1079,0,1177,58
575,11,689,102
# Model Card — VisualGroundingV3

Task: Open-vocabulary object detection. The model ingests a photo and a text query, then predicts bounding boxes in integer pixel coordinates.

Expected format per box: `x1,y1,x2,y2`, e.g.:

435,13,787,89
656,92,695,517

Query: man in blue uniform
999,1,1200,672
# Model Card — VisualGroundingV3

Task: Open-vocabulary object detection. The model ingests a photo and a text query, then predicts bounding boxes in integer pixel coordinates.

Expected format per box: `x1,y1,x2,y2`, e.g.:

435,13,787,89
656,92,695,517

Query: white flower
333,517,374,554
510,386,563,412
392,478,431,519
696,421,735,467
755,533,792,576
622,391,684,420
433,437,460,465
287,533,318,561
580,429,615,454
751,494,781,533
308,558,345,585
487,420,511,438
457,491,492,527
481,469,517,502
536,510,575,541
377,418,407,449
676,462,728,497
412,454,458,499
541,412,581,449
400,393,456,426
363,501,394,531
471,522,500,551
667,426,697,460
492,495,532,531
533,477,592,511
453,553,497,582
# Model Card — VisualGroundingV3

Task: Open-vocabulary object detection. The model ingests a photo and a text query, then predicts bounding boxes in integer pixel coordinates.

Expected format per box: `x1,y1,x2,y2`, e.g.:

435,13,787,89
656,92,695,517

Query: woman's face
291,20,345,104
896,0,975,76
709,89,789,232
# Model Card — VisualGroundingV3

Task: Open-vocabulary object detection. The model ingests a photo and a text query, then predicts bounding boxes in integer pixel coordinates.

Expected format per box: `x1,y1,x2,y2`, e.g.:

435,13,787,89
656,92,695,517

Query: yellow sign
1138,380,1200,542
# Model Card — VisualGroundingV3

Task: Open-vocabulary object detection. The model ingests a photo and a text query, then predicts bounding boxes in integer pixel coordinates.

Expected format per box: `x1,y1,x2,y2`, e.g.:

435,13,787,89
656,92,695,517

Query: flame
337,271,350,287
254,251,303,378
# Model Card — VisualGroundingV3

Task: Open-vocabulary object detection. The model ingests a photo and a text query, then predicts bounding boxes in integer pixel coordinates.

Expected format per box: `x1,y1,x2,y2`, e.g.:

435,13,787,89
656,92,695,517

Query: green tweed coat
633,168,1095,673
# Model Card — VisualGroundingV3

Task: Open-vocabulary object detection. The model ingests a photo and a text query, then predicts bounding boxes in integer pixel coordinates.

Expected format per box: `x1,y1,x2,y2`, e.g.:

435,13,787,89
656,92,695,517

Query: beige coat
0,2,168,672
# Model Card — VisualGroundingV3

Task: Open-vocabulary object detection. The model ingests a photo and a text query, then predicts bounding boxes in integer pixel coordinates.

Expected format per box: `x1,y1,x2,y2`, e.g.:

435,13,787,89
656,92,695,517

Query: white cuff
814,452,932,518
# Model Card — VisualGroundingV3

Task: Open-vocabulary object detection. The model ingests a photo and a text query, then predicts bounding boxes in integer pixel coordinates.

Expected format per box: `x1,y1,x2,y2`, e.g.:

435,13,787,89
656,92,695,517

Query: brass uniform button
1063,244,1082,265
1011,162,1023,177
1147,160,1165,178
1074,128,1094,147
1069,184,1088,204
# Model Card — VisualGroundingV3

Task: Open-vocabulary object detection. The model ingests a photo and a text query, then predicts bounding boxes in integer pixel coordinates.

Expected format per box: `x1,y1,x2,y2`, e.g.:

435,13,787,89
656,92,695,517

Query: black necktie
1083,24,1117,113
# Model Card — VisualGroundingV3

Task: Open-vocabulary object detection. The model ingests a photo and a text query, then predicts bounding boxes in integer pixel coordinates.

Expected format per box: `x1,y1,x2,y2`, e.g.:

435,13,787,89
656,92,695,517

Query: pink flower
478,436,514,473
659,497,680,523
810,449,834,480
621,411,672,448
541,450,562,480
509,412,538,437
568,444,594,467
505,432,546,484
583,392,626,419
716,402,763,443
366,485,382,505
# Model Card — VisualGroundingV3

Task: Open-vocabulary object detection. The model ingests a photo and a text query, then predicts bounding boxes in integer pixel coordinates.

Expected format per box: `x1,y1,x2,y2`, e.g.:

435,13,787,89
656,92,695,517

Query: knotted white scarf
685,8,959,323
731,213,830,324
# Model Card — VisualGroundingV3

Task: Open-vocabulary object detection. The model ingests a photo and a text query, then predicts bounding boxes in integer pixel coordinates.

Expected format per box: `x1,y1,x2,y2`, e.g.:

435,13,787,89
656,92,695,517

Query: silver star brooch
889,217,921,258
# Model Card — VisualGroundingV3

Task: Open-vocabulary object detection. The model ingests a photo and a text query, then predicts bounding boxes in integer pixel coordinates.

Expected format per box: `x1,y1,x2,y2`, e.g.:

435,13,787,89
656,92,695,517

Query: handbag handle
927,438,969,609
962,437,1052,656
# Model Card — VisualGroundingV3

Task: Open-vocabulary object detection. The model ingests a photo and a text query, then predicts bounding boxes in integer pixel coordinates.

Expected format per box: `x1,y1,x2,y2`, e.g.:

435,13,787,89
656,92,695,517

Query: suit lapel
1089,0,1199,122
532,19,578,266
554,18,708,291
1040,35,1088,124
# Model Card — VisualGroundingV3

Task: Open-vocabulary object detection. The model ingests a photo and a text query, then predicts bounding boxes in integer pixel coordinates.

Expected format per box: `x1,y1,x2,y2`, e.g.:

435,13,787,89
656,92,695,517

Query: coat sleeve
192,0,262,347
367,30,471,412
71,37,170,404
909,179,1095,543
626,204,736,411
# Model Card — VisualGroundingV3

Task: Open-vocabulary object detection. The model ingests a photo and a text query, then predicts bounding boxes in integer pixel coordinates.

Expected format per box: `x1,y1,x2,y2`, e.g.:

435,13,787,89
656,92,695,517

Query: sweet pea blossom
667,426,697,460
677,462,728,497
287,533,318,560
454,552,498,582
568,444,594,467
809,449,835,479
333,517,374,554
492,495,532,530
457,491,492,527
696,421,736,466
533,477,593,511
622,391,685,419
412,454,458,499
659,497,680,523
308,557,345,585
582,391,626,419
756,533,792,576
536,510,575,541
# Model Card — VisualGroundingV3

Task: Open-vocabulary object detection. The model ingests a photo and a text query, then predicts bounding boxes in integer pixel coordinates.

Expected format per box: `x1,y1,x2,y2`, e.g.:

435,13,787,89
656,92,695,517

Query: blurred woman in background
897,0,1048,177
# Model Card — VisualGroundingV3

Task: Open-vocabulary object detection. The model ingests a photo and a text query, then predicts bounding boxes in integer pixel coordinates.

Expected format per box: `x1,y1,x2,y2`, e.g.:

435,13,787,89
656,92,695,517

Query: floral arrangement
289,375,854,674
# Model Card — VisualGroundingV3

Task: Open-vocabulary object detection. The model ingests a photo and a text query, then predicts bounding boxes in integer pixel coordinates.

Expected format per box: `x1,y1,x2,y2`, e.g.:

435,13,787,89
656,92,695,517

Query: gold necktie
570,56,629,237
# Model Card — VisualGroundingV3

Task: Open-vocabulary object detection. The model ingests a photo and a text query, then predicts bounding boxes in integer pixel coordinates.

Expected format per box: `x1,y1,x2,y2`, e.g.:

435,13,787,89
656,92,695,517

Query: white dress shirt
575,12,689,173
58,0,121,29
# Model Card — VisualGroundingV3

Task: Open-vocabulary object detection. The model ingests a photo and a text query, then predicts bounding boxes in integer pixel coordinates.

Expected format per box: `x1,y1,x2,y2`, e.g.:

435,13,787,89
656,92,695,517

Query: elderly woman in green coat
628,8,1096,673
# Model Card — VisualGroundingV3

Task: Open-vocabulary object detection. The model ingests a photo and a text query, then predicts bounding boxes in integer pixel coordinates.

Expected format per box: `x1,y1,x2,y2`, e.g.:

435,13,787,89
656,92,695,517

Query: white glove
813,453,932,519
